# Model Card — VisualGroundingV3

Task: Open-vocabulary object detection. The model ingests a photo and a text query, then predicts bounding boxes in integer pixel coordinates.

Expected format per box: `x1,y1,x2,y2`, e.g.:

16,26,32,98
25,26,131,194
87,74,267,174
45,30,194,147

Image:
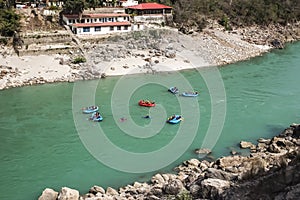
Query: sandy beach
0,27,275,90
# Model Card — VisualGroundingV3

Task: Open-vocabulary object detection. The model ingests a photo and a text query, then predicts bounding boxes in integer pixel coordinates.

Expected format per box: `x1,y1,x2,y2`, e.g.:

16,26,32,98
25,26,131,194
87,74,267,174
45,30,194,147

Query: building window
110,26,114,31
117,26,121,30
124,26,128,30
108,18,112,21
83,27,90,32
95,26,101,32
80,19,85,23
87,19,90,23
124,17,126,20
69,19,72,24
73,19,75,23
94,18,97,22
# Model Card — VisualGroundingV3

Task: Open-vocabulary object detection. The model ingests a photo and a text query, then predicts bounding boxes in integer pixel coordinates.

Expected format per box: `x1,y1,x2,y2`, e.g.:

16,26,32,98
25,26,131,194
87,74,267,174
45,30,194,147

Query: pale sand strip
0,29,272,90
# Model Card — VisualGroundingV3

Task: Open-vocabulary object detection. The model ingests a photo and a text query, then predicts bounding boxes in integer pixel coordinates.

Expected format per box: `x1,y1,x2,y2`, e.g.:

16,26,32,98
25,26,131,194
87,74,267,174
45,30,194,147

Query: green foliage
0,0,15,9
72,56,86,64
176,191,193,200
86,0,100,10
219,15,232,30
62,0,86,14
0,0,5,9
169,0,300,27
0,9,20,37
0,37,8,45
49,5,59,10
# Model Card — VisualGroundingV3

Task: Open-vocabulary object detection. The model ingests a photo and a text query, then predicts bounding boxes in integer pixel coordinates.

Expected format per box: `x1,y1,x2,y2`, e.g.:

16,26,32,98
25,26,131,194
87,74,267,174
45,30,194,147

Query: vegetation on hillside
160,0,300,29
0,0,20,37
61,0,300,28
1,0,299,39
62,0,86,14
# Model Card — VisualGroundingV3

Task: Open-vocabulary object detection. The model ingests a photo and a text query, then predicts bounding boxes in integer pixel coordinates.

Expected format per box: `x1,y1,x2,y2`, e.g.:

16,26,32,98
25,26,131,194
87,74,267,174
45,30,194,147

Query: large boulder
38,188,58,200
106,187,119,196
215,155,246,170
270,38,284,49
189,184,201,197
194,148,212,155
205,168,237,181
240,141,256,149
184,158,201,167
200,178,230,199
89,185,105,194
151,174,166,186
293,124,300,138
163,179,185,195
239,157,267,179
57,187,79,200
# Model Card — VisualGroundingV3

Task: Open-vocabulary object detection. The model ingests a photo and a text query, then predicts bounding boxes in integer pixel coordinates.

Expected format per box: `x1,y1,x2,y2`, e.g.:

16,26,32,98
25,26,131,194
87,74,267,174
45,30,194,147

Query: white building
126,3,173,24
62,13,143,36
121,0,139,7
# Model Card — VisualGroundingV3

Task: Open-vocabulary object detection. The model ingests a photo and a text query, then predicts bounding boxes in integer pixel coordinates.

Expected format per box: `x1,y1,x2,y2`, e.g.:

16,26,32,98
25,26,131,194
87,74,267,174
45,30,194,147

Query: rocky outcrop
38,188,58,200
57,187,79,200
38,123,300,200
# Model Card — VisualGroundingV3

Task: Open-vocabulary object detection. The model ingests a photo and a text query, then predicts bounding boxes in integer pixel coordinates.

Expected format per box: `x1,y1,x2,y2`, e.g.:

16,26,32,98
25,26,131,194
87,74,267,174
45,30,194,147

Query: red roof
127,3,172,10
64,13,129,19
72,21,131,28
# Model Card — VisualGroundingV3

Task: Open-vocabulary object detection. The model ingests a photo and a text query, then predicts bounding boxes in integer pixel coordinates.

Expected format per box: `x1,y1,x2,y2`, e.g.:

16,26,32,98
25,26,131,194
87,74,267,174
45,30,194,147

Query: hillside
162,0,300,28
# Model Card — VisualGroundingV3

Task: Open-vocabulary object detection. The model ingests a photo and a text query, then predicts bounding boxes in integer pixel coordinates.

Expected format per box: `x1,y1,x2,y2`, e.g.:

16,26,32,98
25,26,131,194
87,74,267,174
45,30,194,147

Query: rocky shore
39,123,300,200
1,21,300,90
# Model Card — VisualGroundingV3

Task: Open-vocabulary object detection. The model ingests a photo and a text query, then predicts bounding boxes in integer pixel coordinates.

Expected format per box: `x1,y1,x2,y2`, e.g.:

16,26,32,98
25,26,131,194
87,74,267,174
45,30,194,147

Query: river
0,41,299,199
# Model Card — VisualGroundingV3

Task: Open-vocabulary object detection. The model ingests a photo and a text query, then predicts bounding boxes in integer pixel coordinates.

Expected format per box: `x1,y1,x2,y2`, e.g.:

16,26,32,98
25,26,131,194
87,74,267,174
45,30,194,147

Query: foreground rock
38,188,58,200
39,123,300,199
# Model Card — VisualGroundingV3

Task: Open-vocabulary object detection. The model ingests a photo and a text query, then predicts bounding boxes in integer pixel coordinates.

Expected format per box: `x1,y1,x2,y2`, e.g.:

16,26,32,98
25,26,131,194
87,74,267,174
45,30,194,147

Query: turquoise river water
0,41,299,199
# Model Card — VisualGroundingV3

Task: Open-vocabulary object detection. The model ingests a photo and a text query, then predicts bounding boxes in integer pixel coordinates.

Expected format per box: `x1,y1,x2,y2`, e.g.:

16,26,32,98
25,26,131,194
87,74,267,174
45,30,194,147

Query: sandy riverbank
1,23,297,90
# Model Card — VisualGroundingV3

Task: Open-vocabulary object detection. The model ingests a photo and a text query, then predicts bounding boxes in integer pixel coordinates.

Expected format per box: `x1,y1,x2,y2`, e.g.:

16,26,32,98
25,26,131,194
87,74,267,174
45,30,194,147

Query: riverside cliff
39,123,300,200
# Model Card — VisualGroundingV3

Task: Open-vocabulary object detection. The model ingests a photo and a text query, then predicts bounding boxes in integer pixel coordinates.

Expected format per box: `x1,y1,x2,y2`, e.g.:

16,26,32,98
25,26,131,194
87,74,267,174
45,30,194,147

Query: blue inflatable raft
167,115,183,124
168,87,179,94
90,112,103,122
82,106,99,114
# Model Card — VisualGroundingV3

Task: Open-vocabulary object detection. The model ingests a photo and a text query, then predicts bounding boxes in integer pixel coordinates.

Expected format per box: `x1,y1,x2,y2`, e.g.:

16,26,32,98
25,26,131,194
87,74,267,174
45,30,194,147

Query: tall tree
5,0,15,8
62,0,86,15
0,8,20,36
87,0,99,10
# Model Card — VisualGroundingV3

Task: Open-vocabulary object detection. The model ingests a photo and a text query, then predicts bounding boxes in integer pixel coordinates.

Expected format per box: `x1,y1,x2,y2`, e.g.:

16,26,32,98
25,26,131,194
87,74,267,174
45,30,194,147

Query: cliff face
221,126,300,200
222,161,300,200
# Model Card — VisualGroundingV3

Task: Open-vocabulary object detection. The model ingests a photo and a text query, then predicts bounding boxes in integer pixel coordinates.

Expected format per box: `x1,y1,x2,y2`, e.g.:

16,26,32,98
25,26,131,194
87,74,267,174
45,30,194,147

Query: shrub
72,56,86,64
176,191,193,200
0,37,8,45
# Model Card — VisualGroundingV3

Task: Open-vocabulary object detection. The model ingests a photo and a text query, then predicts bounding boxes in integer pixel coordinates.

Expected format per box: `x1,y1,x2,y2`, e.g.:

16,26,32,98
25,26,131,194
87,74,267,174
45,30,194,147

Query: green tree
87,0,99,10
0,4,20,36
5,0,15,8
62,0,86,15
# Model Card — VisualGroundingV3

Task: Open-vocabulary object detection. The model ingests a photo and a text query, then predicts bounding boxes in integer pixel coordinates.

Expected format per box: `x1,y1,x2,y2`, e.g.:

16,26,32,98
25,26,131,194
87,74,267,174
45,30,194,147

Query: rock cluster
39,123,300,200
240,23,300,48
81,26,273,72
0,63,83,90
179,20,300,49
82,31,178,74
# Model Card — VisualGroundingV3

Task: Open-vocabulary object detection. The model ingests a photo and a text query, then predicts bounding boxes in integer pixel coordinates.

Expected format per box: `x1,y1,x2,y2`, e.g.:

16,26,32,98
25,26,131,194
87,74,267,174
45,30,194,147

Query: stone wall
15,31,78,56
